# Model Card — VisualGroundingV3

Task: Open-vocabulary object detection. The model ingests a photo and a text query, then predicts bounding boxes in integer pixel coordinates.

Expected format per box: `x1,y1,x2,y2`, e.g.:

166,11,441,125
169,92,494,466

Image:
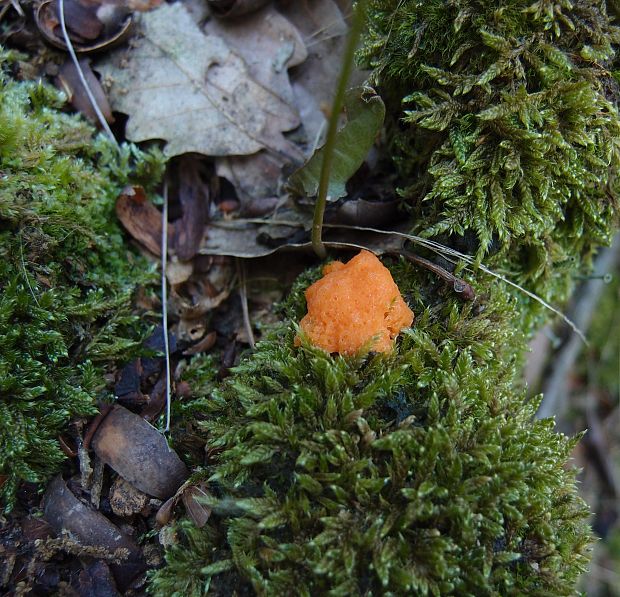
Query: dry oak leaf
96,1,300,157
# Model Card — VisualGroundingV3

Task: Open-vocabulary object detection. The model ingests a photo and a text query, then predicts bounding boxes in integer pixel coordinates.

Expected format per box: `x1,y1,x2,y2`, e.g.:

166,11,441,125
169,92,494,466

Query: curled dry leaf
49,0,104,41
154,480,212,528
155,493,177,527
96,2,300,157
196,210,305,258
166,260,194,286
169,258,233,321
207,0,271,19
90,405,189,499
195,216,408,259
176,317,208,344
116,186,171,257
183,330,217,356
139,372,168,422
56,57,114,126
181,483,212,528
35,0,133,54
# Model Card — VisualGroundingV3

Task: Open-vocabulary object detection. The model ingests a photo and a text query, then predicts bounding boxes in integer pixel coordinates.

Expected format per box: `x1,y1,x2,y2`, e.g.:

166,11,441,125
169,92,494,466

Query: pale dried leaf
216,151,285,206
168,260,234,320
196,217,406,258
279,0,357,149
207,4,306,203
96,2,299,157
166,260,193,286
204,3,306,111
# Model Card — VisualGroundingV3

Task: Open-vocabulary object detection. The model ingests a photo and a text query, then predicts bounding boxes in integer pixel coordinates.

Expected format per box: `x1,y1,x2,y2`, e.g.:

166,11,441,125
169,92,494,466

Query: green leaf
287,86,385,200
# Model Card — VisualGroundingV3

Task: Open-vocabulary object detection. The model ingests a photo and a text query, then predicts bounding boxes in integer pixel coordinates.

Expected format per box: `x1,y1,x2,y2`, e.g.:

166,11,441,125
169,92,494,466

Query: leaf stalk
312,0,367,259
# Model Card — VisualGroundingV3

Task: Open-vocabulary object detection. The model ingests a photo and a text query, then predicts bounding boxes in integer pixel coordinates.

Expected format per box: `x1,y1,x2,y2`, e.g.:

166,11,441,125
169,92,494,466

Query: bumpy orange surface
298,250,414,354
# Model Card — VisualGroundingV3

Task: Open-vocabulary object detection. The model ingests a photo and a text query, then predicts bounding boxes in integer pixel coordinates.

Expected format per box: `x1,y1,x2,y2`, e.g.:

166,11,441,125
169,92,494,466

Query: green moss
0,53,165,509
359,0,620,304
150,262,591,596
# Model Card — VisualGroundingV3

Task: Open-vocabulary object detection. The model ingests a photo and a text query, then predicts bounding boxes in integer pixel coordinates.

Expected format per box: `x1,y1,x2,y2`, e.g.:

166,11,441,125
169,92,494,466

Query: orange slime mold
297,250,414,354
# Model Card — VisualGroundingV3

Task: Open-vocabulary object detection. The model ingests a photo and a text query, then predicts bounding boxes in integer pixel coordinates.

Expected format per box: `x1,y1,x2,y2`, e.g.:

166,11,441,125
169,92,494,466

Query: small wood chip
91,405,189,499
109,477,150,518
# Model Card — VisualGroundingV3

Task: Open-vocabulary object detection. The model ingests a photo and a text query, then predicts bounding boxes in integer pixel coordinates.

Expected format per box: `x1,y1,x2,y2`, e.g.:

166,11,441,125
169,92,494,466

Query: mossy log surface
151,263,591,596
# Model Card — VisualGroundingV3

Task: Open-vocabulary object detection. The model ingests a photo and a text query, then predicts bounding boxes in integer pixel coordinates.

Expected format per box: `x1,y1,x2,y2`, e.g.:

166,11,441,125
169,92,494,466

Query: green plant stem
312,0,367,260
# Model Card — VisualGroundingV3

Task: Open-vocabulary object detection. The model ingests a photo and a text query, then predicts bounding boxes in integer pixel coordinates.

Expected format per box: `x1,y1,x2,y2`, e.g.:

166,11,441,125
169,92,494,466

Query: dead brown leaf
169,257,233,320
116,186,171,257
155,494,177,527
166,260,194,286
206,3,307,204
56,57,114,126
36,0,133,53
195,216,408,259
181,483,212,528
205,4,306,113
183,330,217,356
176,316,207,344
170,156,210,261
57,0,103,41
139,372,168,422
154,480,212,529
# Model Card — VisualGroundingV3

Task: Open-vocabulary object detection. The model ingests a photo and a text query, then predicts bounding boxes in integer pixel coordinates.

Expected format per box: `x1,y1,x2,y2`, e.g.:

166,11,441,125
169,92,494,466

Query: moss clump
360,0,620,302
150,262,591,596
0,55,164,509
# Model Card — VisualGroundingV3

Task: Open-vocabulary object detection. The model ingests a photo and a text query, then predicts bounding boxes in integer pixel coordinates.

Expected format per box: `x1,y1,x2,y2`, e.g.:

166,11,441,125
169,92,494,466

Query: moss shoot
150,262,591,596
0,54,164,509
360,0,620,304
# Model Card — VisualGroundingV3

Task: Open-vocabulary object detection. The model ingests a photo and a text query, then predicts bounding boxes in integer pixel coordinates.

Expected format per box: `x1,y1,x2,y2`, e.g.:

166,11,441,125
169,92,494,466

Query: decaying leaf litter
2,0,619,593
0,0,400,592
